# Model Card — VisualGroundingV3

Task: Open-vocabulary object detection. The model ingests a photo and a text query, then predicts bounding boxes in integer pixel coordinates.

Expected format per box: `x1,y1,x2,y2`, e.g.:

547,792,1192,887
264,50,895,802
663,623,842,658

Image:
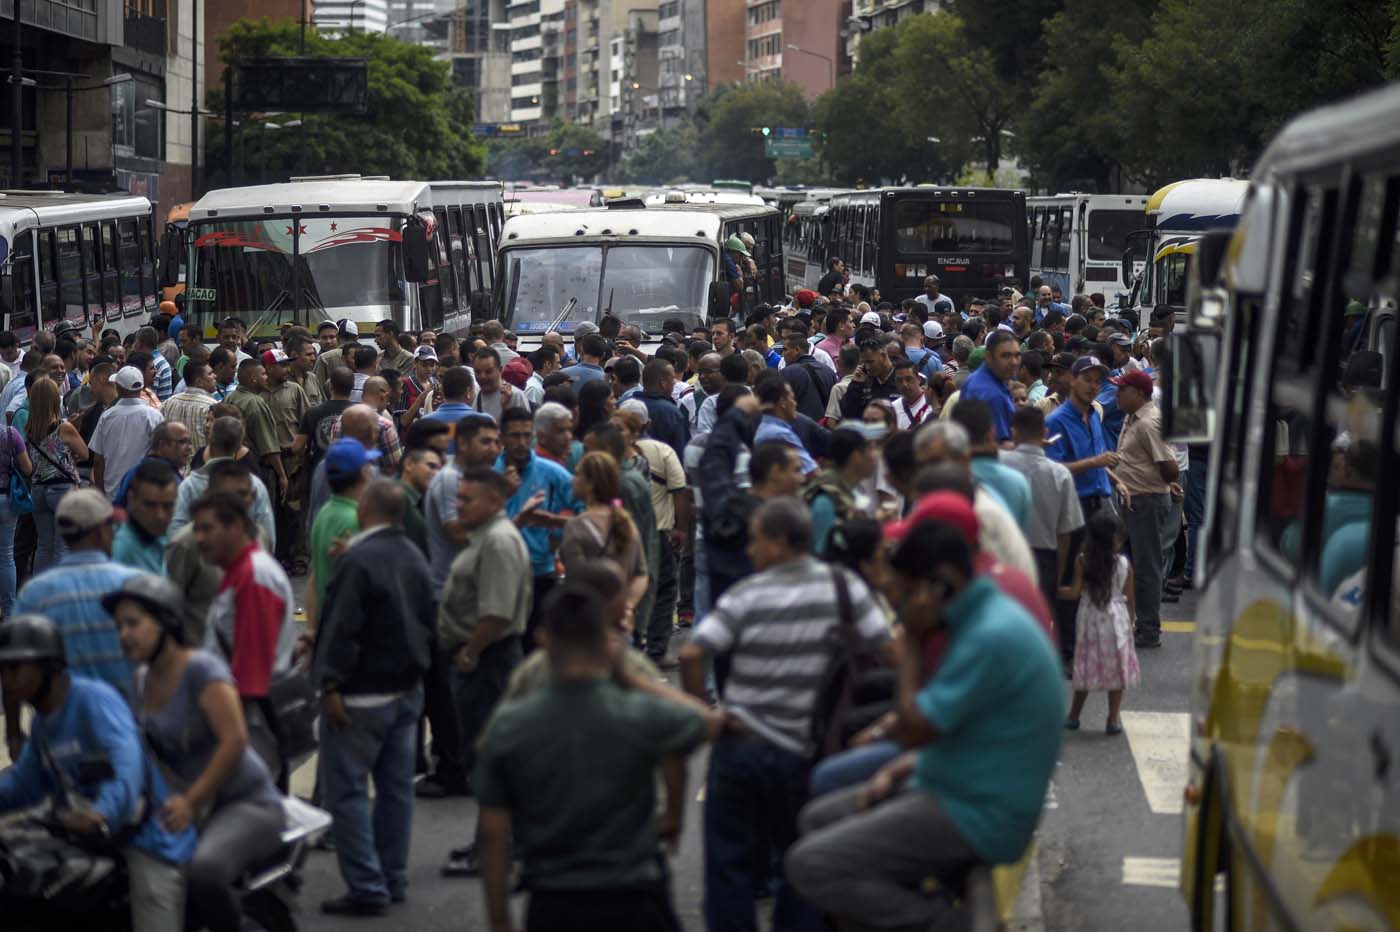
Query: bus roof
1251,81,1400,181
1028,193,1151,207
830,186,1026,203
190,179,432,221
501,203,777,245
0,191,151,225
1144,179,1248,231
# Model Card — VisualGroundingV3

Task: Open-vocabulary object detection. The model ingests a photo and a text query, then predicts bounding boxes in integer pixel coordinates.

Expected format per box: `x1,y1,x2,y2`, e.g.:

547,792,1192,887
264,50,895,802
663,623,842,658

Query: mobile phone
1047,433,1062,445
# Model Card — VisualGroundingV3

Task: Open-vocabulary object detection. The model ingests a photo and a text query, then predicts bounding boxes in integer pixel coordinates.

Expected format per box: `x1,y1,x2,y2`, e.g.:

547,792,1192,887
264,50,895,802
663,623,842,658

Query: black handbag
263,668,319,766
809,567,895,760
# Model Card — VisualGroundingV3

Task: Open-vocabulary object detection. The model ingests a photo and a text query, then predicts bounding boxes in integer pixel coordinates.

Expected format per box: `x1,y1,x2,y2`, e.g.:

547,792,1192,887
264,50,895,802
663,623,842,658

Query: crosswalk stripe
1122,856,1179,888
1121,711,1190,815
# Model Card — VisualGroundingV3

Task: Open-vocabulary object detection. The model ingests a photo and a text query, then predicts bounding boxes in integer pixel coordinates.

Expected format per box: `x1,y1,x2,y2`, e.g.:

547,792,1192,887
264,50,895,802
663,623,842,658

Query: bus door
1,230,39,342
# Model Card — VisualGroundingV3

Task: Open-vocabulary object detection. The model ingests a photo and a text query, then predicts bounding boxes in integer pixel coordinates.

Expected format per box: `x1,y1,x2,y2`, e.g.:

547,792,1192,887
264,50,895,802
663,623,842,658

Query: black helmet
100,574,191,636
51,320,84,340
0,614,66,666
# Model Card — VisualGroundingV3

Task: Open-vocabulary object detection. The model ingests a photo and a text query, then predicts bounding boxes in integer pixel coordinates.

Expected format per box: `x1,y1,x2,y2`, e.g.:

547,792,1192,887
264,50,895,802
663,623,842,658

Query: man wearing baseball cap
90,366,166,500
1043,356,1125,662
261,348,309,563
1111,368,1178,649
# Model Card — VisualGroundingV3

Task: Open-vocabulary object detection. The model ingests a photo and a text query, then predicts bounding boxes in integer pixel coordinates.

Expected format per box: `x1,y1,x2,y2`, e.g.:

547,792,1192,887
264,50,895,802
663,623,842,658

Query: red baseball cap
795,289,817,308
884,491,980,547
1110,369,1154,396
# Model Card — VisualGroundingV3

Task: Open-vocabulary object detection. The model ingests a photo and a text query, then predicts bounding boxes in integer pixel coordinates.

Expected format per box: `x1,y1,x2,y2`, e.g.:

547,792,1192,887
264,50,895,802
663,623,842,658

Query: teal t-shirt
913,576,1064,864
971,457,1032,531
111,520,168,575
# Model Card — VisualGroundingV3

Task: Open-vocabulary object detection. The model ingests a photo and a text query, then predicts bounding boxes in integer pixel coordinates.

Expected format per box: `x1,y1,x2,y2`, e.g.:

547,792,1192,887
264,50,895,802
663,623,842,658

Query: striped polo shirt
693,556,890,755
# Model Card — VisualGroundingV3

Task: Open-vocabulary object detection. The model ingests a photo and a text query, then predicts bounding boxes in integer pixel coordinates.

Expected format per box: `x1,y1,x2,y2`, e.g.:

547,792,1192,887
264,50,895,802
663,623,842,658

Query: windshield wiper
546,297,578,334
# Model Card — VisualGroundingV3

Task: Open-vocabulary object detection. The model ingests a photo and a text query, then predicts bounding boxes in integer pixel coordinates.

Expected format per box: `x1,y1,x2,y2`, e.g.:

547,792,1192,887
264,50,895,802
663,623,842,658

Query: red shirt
923,555,1055,674
208,542,295,697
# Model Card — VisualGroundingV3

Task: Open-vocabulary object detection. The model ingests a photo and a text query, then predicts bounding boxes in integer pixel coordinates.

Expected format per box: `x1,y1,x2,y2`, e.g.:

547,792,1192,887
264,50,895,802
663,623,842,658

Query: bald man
307,404,384,529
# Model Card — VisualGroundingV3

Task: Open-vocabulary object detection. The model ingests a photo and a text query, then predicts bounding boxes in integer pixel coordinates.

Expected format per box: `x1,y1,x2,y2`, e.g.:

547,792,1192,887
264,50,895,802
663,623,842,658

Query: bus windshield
1087,209,1146,261
893,200,1017,254
501,243,715,335
190,216,408,323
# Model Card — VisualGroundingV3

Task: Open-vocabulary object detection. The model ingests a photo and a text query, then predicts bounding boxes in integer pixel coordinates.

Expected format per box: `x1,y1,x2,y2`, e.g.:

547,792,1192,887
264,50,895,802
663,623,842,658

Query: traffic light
549,148,559,156
762,126,771,137
582,149,593,156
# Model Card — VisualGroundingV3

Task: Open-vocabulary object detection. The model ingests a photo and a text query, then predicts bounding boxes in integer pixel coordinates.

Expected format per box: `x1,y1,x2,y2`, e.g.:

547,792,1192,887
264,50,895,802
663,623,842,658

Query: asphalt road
1033,586,1198,931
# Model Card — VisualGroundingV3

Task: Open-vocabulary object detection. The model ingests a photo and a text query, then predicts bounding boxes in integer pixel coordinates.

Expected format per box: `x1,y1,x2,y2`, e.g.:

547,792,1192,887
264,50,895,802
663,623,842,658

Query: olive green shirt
263,379,309,452
437,511,533,650
474,676,706,891
380,345,415,375
225,387,281,458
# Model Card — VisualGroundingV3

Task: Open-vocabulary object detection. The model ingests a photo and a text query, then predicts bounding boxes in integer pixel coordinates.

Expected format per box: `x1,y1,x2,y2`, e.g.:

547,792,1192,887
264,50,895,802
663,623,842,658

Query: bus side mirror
1161,330,1218,444
403,216,431,283
470,290,492,322
707,281,731,320
159,228,182,289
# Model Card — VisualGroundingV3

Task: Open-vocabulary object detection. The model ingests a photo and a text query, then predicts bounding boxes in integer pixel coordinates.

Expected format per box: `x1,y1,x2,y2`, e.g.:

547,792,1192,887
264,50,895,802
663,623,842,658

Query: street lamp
786,43,834,91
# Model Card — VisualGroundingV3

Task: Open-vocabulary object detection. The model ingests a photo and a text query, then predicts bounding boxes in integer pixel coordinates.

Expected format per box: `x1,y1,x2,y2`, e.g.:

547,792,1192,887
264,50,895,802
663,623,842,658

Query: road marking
1044,781,1058,810
1161,621,1195,633
1121,711,1190,815
1122,856,1179,888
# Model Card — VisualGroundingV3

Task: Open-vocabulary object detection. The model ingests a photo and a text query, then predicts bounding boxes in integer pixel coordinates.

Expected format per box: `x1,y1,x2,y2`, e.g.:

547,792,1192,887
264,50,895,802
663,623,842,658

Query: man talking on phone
839,337,900,420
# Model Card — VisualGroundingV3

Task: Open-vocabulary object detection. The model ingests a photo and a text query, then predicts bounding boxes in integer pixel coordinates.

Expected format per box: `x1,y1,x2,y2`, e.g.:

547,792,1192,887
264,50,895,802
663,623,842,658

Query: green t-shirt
474,676,706,891
310,495,360,610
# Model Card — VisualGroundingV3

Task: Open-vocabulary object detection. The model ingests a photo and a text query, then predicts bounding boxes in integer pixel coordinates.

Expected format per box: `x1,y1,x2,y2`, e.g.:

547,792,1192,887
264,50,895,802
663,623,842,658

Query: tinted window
1087,209,1145,261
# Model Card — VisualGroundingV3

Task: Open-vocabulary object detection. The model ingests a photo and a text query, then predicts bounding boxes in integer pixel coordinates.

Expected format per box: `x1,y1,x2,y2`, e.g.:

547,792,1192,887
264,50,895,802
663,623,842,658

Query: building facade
703,0,743,91
312,0,390,33
655,0,703,127
736,0,844,99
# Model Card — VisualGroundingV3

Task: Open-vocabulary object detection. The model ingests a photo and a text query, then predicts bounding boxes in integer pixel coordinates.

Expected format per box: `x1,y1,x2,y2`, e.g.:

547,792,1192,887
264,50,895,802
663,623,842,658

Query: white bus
782,198,830,293
182,176,503,339
494,202,786,349
0,191,161,345
1121,178,1248,320
1027,193,1149,304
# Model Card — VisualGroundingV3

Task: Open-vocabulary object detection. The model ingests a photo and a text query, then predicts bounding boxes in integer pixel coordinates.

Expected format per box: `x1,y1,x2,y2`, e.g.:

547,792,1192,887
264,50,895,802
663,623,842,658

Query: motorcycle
0,767,331,932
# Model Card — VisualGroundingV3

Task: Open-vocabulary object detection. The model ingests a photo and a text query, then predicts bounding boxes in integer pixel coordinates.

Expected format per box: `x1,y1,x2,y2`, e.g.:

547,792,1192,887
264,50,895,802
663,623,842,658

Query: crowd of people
0,269,1200,931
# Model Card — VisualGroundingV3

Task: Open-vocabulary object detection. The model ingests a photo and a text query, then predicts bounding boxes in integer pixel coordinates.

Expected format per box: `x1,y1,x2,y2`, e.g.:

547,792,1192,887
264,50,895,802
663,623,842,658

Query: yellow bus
1165,81,1400,931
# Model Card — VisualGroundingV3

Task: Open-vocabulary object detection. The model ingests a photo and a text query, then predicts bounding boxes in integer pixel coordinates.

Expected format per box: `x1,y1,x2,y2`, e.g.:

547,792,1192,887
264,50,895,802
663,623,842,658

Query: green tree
893,13,1018,173
1019,0,1156,192
206,19,485,186
952,0,1064,87
543,122,608,183
696,81,811,183
621,125,699,184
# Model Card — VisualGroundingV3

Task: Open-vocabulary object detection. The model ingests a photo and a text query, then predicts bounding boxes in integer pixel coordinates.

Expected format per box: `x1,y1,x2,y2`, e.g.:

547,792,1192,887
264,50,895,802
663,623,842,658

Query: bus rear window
1087,209,1146,261
894,201,1016,254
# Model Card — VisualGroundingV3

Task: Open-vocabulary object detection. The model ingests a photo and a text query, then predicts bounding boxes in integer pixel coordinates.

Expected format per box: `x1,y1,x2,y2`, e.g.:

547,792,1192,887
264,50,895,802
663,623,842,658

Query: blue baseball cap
324,439,381,480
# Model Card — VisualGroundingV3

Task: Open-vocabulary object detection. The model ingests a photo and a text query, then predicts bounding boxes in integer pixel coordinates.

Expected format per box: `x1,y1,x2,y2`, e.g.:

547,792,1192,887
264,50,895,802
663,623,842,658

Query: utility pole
11,0,22,187
191,0,201,198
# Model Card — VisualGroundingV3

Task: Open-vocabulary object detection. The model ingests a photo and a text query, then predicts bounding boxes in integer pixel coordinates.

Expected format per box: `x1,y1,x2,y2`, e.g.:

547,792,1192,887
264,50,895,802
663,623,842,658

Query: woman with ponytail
561,451,650,629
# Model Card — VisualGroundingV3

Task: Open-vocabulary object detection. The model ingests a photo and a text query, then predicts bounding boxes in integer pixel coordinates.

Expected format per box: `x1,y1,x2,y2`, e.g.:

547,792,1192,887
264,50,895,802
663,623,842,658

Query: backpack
808,566,895,760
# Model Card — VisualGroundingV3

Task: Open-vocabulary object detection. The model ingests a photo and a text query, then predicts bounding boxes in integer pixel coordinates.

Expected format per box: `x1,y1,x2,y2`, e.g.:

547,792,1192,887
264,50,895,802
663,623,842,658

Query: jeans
1183,453,1208,579
186,798,285,932
693,535,711,620
0,494,17,616
676,525,695,616
419,632,465,784
703,733,822,932
808,740,902,799
787,787,981,932
1123,492,1172,640
321,687,424,903
451,635,522,784
31,483,70,574
645,535,678,662
522,574,558,655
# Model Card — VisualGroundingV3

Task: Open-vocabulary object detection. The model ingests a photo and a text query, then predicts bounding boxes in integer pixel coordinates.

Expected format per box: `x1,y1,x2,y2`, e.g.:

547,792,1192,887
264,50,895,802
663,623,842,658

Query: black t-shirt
299,399,353,465
817,269,843,295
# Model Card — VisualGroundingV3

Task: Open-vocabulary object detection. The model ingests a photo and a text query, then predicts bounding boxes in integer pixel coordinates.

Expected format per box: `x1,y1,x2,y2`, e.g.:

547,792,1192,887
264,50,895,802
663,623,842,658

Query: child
1058,510,1140,734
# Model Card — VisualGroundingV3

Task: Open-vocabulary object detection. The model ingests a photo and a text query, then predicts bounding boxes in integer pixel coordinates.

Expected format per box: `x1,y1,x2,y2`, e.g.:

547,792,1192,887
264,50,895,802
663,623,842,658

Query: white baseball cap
859,311,882,327
113,366,145,391
922,320,945,340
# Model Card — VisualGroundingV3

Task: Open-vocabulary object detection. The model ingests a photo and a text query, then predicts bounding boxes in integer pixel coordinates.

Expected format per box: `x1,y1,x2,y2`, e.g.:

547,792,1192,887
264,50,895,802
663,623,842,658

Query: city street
287,590,1202,932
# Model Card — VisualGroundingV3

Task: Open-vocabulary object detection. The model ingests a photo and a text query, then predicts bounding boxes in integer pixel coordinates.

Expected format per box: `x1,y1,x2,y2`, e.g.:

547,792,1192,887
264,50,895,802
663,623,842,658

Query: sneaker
676,610,694,628
1064,719,1080,731
442,846,481,878
321,895,388,917
415,776,470,799
1163,580,1183,594
1105,721,1124,736
1135,634,1162,649
1167,575,1192,590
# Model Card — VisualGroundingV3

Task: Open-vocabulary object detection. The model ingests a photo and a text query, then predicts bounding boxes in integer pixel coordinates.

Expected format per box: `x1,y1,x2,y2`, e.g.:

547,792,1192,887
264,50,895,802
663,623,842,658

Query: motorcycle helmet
0,614,66,667
100,574,192,642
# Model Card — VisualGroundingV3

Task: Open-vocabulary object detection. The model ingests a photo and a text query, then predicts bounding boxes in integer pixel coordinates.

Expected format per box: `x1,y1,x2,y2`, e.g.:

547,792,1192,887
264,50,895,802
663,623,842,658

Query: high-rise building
742,0,845,99
313,0,390,33
704,0,744,91
507,0,565,125
655,0,704,126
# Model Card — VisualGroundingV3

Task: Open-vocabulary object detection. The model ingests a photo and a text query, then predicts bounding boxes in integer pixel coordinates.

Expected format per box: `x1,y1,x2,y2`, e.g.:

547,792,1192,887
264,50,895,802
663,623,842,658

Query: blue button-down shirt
755,414,817,475
561,361,606,387
638,390,690,458
13,550,139,695
1097,378,1124,449
494,450,581,576
1045,401,1113,499
960,363,1016,442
